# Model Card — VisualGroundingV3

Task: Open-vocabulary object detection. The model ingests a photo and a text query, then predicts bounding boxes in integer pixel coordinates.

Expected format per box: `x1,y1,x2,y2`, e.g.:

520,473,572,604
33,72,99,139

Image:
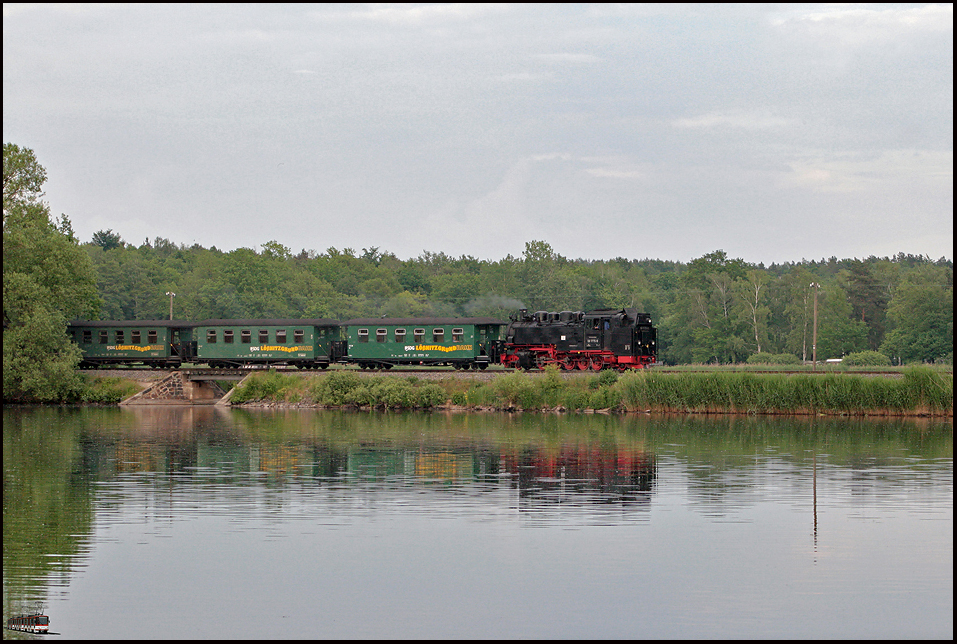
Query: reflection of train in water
7,613,50,634
510,446,656,507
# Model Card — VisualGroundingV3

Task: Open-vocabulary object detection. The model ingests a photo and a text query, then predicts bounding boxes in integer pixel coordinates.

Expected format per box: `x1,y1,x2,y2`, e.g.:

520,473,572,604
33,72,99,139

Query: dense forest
83,231,953,366
4,142,953,404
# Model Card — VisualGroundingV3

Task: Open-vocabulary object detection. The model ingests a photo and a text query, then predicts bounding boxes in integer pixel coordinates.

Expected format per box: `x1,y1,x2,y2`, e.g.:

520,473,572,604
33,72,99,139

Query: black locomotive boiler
500,308,657,371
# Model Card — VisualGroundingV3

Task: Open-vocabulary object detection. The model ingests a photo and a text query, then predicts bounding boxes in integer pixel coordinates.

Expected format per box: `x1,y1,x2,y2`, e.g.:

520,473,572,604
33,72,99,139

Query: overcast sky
3,3,953,264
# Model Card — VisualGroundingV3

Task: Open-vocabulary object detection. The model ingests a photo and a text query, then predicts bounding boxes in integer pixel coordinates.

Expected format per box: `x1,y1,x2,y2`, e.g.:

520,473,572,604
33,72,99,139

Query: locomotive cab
592,309,657,362
584,309,648,356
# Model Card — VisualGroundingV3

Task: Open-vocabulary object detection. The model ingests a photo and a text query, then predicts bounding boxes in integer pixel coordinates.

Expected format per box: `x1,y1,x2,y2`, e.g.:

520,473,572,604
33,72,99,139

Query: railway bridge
119,369,253,406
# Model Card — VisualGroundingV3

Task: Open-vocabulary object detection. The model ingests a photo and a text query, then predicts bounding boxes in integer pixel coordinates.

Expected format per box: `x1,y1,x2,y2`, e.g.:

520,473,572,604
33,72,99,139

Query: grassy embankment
68,375,146,404
226,366,953,416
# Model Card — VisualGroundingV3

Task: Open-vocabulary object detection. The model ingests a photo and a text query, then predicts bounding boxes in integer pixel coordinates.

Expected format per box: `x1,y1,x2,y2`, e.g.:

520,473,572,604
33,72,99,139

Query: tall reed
228,367,952,416
618,368,952,415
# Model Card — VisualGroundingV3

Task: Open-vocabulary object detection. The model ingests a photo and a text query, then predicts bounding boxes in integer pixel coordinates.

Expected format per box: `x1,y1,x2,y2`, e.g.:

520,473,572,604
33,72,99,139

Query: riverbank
222,367,952,417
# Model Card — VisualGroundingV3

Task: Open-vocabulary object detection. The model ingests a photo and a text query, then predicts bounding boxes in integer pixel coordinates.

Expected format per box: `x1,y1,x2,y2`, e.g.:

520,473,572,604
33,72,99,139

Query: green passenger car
68,320,195,368
193,319,341,368
342,317,505,369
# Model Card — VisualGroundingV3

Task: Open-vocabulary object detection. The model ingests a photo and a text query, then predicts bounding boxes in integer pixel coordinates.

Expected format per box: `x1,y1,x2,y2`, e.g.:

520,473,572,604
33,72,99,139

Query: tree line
4,144,953,401
83,236,953,367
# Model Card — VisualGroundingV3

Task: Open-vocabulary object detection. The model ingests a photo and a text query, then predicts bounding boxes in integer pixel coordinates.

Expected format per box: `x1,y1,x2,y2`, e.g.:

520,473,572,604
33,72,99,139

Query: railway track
83,366,910,377
87,366,509,375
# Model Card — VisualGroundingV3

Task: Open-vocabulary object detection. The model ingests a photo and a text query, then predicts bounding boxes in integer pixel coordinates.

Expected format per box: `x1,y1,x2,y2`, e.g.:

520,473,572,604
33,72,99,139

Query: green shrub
309,374,450,409
372,379,418,408
343,381,376,407
537,365,564,407
79,375,142,403
229,371,302,403
416,383,448,408
595,369,619,388
493,371,535,408
588,386,622,411
464,384,498,407
841,351,892,367
560,389,592,411
746,352,801,365
308,371,363,406
516,385,543,410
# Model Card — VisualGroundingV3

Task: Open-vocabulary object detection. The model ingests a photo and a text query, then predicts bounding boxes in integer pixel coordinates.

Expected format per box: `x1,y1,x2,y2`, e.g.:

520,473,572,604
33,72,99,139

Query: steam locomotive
501,308,657,371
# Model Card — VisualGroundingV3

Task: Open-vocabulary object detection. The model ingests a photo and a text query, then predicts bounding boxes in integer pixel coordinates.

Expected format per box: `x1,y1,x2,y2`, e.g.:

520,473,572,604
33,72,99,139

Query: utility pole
810,283,819,371
166,291,176,320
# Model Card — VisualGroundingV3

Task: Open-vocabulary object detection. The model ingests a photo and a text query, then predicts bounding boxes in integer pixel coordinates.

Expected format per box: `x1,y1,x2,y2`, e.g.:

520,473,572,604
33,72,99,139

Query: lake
3,406,952,639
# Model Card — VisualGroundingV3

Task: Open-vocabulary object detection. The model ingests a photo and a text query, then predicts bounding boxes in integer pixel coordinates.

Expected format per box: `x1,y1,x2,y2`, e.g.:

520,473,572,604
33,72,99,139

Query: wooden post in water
812,450,818,549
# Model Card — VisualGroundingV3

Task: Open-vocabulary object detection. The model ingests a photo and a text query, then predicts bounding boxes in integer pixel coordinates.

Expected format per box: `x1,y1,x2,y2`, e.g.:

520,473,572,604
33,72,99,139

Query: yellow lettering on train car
254,345,308,353
404,345,471,353
108,345,163,351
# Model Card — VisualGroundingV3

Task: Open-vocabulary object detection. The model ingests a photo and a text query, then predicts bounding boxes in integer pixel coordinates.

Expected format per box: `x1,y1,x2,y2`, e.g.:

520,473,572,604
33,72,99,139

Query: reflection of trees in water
73,424,949,521
61,408,954,514
3,410,96,621
5,406,951,618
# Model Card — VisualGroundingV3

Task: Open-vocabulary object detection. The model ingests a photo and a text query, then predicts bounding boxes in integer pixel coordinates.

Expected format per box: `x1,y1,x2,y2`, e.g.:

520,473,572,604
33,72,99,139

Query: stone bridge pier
120,370,244,405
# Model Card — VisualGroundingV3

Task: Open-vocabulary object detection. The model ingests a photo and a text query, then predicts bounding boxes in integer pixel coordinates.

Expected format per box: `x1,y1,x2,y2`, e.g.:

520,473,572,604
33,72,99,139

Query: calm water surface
3,406,952,639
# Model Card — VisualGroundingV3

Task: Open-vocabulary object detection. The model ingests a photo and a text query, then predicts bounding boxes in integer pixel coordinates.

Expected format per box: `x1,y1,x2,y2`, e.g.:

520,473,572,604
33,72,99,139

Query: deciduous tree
880,266,953,363
3,143,100,401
